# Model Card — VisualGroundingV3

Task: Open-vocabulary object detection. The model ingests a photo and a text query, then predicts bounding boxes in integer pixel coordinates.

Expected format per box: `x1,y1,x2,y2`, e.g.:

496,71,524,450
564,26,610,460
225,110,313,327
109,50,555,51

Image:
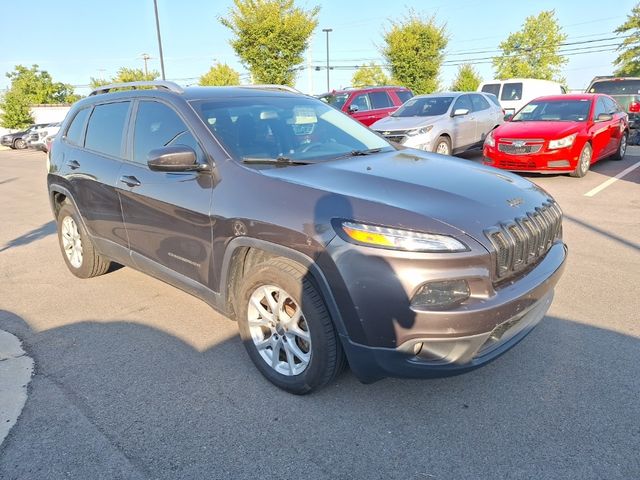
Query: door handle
66,160,80,170
119,175,141,187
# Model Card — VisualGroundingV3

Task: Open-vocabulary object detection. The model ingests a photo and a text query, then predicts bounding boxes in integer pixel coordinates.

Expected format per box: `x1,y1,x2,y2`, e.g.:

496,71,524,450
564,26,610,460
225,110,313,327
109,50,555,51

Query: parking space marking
584,160,640,197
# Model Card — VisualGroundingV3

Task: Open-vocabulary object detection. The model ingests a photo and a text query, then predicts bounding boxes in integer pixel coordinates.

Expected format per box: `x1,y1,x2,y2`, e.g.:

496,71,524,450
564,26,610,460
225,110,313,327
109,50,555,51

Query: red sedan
483,94,628,177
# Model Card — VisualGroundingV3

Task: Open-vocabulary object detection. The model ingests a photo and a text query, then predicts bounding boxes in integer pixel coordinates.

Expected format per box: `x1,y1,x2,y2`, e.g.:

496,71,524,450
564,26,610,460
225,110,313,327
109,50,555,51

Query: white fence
0,104,72,136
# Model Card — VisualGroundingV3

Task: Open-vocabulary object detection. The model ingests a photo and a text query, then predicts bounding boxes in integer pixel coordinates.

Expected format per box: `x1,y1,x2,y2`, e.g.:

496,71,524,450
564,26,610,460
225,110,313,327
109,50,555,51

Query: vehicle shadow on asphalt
0,221,56,253
563,214,640,252
1,309,638,479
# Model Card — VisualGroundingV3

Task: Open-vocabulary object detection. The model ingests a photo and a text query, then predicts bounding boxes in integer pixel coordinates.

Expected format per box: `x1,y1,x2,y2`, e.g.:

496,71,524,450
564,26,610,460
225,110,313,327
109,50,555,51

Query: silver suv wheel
61,216,83,268
247,285,311,376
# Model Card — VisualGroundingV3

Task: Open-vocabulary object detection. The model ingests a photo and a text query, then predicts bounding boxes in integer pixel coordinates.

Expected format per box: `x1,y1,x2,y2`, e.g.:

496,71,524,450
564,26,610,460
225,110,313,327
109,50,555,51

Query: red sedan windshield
512,99,592,122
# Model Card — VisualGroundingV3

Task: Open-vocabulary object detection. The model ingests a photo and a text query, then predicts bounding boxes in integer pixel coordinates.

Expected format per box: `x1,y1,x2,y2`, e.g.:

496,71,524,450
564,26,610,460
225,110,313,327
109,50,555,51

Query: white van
478,78,566,116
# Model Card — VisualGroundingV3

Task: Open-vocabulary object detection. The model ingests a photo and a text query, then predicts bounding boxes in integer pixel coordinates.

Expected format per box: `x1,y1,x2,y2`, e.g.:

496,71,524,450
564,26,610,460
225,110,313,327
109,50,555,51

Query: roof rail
89,80,184,96
239,84,303,94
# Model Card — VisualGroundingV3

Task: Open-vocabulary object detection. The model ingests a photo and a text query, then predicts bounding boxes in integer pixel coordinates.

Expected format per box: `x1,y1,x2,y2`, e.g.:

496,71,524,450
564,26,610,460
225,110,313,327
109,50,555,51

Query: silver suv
371,92,503,155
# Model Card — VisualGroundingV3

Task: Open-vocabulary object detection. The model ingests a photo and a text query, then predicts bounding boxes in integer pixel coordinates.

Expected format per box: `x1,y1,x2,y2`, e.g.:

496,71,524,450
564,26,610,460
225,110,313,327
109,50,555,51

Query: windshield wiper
349,148,384,156
242,156,312,165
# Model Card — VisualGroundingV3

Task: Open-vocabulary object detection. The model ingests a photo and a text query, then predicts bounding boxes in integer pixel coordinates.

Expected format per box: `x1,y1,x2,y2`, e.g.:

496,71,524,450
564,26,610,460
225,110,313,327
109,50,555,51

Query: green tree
0,64,76,129
199,63,241,86
89,67,160,90
351,63,390,88
493,10,567,82
381,11,448,94
0,91,33,129
450,64,482,91
220,0,319,85
614,3,640,76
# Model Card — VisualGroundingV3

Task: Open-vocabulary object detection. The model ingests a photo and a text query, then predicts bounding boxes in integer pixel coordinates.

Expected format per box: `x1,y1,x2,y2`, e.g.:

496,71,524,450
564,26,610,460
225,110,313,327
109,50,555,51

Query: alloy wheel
579,145,591,175
247,285,311,376
436,141,450,155
620,134,627,158
61,216,83,268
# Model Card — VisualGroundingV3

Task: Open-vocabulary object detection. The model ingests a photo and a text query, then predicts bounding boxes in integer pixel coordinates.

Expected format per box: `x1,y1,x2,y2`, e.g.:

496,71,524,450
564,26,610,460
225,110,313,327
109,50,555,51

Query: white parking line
584,160,640,197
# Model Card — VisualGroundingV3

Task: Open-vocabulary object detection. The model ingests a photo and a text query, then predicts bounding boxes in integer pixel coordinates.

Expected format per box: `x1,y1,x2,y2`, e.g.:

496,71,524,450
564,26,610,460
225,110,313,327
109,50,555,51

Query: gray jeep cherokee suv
47,81,566,394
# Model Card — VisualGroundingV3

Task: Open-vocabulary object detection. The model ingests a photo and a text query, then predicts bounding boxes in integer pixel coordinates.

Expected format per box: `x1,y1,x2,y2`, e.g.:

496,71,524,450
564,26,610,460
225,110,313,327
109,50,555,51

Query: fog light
547,160,570,168
411,280,470,310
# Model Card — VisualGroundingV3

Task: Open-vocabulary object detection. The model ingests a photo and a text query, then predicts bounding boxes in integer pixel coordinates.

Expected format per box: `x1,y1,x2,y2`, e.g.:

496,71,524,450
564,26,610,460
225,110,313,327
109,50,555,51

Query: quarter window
395,90,413,104
85,102,130,157
65,107,91,146
133,101,202,165
368,91,393,109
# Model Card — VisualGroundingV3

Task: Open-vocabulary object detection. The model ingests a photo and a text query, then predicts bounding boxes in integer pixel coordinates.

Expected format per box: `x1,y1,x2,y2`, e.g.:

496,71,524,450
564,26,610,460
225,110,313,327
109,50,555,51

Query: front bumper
328,236,567,382
483,144,581,173
1,137,15,147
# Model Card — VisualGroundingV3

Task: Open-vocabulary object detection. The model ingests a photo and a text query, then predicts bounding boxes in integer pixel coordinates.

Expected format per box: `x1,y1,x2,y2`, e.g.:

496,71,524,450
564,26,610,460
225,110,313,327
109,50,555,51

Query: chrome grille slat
486,202,563,281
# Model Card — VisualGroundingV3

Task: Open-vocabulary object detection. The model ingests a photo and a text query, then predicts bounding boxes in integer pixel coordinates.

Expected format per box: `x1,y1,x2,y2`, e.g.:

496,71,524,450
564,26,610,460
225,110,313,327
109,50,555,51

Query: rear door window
481,83,501,97
85,102,130,157
395,90,413,104
64,107,91,146
133,101,203,165
471,94,491,111
501,83,523,101
368,91,393,109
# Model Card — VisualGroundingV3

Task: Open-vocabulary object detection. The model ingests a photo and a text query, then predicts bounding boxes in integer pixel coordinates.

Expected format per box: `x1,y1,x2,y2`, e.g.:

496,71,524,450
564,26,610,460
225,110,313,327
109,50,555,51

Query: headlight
407,125,433,137
340,221,468,252
548,133,577,150
484,130,495,148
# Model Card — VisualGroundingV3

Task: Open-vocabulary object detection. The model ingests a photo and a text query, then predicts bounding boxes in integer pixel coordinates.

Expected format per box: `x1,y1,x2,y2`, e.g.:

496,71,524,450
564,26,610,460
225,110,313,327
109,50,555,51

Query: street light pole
153,0,166,80
322,28,332,91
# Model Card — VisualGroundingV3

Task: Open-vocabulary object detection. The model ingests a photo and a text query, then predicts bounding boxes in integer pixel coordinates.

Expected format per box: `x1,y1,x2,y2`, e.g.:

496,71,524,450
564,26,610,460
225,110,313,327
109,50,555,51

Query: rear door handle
66,160,80,170
119,175,141,187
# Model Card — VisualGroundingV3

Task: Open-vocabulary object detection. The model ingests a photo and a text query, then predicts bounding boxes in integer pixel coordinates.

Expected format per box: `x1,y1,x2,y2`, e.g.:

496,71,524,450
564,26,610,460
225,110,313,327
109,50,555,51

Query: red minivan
483,94,628,178
317,86,413,126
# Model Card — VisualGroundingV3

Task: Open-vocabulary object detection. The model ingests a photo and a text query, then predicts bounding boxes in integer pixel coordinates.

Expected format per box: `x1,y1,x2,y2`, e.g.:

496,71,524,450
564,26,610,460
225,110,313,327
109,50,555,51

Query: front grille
498,143,542,155
486,201,562,281
377,130,408,144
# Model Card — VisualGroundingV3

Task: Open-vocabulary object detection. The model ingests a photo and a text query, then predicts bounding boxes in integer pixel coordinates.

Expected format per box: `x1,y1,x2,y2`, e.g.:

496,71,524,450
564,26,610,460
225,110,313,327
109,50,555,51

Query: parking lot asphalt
0,147,638,479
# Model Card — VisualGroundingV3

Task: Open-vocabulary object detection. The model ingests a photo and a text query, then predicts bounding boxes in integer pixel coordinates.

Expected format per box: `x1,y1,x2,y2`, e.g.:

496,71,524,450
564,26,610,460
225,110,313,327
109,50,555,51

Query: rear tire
56,202,111,278
434,136,451,156
236,258,345,394
570,142,592,178
612,131,628,160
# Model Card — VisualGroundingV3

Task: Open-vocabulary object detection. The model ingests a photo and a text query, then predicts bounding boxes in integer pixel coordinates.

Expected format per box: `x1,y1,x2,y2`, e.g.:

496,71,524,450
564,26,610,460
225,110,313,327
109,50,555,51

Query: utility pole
141,53,151,77
153,0,166,80
322,28,332,92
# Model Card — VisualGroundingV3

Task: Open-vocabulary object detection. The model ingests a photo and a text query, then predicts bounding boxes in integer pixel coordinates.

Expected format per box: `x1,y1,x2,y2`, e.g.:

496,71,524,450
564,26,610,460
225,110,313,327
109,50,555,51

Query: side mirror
596,113,613,122
452,108,470,117
504,113,514,122
147,145,208,172
347,104,359,114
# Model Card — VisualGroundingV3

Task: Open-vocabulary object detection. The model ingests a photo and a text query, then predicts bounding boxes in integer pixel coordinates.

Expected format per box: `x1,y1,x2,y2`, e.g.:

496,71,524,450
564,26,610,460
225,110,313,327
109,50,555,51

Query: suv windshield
512,99,592,122
317,93,349,110
190,96,392,163
392,96,453,117
589,79,640,95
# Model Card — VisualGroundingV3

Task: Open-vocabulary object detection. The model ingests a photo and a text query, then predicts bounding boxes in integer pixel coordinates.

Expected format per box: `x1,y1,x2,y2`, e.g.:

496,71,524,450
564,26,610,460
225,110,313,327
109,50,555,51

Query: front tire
612,131,628,160
14,138,26,149
56,203,111,278
236,258,345,394
434,136,452,156
570,142,592,178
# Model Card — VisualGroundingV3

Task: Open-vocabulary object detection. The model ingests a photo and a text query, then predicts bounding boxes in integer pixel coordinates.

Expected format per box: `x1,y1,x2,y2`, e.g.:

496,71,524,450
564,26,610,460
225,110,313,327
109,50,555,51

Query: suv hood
371,115,445,132
496,121,581,139
261,150,554,250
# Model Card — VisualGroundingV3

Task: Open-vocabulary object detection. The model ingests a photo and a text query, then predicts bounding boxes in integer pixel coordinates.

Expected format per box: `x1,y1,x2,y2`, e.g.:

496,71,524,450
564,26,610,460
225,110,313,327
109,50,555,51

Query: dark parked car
586,76,640,128
1,123,48,149
317,85,413,126
48,81,566,394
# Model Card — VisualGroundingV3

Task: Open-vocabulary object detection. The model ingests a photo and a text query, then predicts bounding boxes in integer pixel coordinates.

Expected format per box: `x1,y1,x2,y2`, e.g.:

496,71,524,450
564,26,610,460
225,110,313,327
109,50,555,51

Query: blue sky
1,0,636,96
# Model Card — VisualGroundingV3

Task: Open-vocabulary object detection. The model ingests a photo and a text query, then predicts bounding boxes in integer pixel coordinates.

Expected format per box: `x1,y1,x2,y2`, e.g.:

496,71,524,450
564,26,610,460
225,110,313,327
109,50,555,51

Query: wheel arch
219,237,348,337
